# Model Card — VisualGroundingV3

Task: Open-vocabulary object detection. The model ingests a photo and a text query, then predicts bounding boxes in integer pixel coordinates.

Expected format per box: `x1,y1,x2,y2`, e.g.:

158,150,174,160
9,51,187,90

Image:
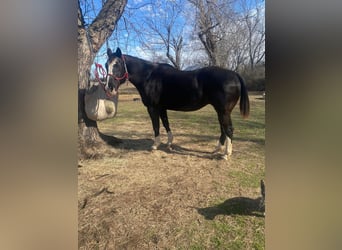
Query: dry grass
78,85,265,249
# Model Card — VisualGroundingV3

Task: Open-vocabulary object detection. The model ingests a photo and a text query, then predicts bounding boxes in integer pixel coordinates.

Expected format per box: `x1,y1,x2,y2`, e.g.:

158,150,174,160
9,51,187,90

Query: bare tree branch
87,0,127,53
78,0,127,153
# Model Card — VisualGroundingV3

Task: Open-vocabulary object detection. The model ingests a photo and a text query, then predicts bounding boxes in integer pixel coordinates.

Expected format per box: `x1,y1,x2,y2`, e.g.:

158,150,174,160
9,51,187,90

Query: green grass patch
93,95,265,249
228,170,264,189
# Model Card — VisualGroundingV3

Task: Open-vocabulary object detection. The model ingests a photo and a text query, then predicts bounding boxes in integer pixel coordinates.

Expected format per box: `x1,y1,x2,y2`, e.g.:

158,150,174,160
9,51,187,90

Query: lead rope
94,63,115,98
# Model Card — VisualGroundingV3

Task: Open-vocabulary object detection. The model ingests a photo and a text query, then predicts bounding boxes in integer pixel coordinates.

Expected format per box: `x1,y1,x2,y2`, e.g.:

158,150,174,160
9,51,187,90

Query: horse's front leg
160,109,173,149
147,106,161,150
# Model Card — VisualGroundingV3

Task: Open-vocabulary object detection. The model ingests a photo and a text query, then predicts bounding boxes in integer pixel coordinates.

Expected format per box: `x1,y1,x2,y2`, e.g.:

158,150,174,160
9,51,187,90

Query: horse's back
149,66,206,110
198,67,240,86
197,67,240,94
146,65,242,111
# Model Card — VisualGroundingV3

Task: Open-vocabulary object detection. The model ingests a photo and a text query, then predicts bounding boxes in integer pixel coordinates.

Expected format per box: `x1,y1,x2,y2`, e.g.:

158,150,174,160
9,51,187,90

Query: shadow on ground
99,131,259,160
100,131,222,158
195,196,265,219
161,144,226,160
99,132,154,151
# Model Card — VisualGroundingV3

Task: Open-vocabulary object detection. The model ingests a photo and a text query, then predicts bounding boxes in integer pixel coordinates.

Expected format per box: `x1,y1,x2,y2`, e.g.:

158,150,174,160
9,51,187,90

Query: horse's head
105,47,128,95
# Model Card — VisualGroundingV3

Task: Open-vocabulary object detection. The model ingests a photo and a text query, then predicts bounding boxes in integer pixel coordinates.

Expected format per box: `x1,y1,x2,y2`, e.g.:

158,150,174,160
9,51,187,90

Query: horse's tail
237,73,250,118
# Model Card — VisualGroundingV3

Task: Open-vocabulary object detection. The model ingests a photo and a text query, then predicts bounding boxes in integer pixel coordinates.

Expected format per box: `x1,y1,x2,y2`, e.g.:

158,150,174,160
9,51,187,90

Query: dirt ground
78,88,265,249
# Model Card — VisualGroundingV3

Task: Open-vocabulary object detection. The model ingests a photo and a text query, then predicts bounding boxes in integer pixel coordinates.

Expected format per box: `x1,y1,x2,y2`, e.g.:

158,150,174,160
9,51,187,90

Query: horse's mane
124,55,156,67
125,55,176,69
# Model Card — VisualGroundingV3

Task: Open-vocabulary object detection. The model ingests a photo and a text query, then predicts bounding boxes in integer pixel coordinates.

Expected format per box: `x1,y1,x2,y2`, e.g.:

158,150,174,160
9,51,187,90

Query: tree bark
189,0,221,66
78,0,127,159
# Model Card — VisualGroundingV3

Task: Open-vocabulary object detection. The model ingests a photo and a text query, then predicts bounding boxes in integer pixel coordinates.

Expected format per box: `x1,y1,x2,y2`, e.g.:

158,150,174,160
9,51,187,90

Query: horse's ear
115,47,122,57
107,48,112,57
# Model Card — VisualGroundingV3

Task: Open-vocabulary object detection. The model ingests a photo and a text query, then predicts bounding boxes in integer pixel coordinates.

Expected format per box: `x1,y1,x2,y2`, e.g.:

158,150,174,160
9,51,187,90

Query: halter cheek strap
112,55,129,82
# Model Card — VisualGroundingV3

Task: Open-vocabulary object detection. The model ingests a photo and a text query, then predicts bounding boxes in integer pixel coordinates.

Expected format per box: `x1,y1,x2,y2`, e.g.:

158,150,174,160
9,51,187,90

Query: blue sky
83,0,191,74
81,0,264,75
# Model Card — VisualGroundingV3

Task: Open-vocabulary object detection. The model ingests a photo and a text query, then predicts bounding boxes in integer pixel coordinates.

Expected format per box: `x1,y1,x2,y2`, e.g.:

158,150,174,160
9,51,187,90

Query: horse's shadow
195,196,265,220
100,132,224,158
160,144,224,160
99,132,153,151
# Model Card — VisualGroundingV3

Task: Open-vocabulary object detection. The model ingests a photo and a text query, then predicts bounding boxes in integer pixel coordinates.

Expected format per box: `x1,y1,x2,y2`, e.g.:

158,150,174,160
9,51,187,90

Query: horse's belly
162,100,207,111
159,87,207,111
170,105,207,111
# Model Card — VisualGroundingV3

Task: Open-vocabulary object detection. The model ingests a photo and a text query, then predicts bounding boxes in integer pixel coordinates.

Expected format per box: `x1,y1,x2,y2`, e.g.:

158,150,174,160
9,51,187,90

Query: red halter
107,55,129,82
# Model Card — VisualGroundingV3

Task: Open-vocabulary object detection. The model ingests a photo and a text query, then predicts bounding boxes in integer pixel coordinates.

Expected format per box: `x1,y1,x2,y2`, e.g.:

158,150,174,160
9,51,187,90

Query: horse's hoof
221,154,228,160
212,149,219,154
212,145,223,154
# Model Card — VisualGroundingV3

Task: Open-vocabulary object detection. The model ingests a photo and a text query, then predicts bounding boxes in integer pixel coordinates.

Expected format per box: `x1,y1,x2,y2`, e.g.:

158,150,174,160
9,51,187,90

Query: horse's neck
125,55,154,91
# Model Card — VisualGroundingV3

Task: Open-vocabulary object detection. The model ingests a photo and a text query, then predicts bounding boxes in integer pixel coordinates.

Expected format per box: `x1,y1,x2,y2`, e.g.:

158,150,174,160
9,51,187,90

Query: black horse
105,48,249,159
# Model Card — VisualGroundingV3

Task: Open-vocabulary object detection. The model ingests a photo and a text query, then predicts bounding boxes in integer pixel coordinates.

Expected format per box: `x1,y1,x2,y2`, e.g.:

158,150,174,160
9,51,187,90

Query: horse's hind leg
147,106,161,150
223,115,234,159
213,125,226,153
160,109,173,148
216,111,234,160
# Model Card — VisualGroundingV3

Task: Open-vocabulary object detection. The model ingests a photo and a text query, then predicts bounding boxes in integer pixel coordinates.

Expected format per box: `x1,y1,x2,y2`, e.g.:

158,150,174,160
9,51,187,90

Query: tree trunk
78,25,101,158
78,0,127,159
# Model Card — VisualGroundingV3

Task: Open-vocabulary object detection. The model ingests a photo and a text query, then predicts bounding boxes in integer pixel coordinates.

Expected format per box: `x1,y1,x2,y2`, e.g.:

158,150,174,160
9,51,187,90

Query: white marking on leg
222,136,233,160
151,135,161,150
167,131,173,148
224,136,232,157
228,136,232,156
213,140,224,153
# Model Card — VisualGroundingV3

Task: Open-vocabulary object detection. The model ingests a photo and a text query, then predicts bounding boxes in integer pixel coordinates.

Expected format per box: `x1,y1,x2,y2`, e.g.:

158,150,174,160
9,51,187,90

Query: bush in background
240,64,265,92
